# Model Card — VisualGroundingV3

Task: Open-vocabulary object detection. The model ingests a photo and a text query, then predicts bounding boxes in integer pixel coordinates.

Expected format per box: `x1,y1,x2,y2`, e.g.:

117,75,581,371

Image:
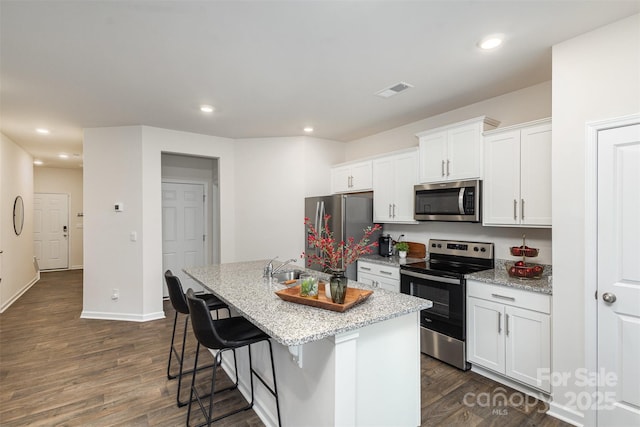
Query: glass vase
329,270,348,304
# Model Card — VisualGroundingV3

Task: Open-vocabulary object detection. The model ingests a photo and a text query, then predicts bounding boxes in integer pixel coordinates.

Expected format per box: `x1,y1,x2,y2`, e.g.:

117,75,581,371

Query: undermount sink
272,270,304,282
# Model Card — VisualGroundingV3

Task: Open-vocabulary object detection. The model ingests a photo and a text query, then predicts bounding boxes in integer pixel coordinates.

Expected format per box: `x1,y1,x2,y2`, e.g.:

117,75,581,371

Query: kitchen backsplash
382,222,552,265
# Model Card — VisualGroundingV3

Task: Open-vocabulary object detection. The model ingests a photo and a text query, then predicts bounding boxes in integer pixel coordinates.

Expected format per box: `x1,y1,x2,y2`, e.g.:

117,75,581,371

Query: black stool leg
249,340,281,427
167,311,180,380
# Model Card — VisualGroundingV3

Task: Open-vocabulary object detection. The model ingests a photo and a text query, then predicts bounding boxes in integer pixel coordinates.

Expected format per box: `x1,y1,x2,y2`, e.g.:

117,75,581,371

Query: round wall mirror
13,195,24,235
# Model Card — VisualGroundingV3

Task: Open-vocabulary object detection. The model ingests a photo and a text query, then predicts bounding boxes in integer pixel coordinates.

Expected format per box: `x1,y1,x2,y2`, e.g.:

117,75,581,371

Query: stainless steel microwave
414,179,481,222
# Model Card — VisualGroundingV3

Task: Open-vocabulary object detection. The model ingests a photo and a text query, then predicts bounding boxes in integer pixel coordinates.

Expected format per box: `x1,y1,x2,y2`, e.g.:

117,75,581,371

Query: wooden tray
275,283,373,312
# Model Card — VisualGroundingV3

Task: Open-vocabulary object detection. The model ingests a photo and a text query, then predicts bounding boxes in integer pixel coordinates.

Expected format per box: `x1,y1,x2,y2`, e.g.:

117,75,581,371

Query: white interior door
162,182,206,297
597,123,640,426
34,193,69,270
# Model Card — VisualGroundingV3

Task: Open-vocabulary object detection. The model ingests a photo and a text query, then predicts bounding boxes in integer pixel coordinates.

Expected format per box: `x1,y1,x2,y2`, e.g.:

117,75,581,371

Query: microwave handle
458,188,465,214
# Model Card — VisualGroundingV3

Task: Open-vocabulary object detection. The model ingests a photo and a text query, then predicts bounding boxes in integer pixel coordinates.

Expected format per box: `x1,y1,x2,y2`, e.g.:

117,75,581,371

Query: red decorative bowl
505,261,544,279
510,246,539,257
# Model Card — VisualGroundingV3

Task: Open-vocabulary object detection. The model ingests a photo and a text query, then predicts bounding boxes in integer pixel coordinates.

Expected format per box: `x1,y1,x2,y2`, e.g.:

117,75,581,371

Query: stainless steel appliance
305,193,379,281
400,239,494,370
414,179,481,222
378,234,393,257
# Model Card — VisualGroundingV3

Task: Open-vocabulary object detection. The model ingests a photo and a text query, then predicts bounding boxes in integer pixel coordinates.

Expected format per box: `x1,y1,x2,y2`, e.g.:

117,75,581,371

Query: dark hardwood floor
0,270,569,426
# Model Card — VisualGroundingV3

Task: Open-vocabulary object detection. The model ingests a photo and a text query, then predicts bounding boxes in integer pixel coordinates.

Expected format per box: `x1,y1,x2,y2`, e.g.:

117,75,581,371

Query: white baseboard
470,364,550,402
0,273,40,313
80,310,165,322
546,402,584,427
70,265,83,270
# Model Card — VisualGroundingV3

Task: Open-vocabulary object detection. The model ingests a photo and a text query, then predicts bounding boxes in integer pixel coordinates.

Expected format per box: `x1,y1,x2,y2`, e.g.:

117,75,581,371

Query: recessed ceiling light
36,128,50,134
200,105,214,113
303,127,314,133
33,160,44,165
58,153,69,159
478,35,504,50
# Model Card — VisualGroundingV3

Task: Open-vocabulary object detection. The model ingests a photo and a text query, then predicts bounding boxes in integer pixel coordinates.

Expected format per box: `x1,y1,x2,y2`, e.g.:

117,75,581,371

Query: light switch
115,203,124,212
130,231,137,242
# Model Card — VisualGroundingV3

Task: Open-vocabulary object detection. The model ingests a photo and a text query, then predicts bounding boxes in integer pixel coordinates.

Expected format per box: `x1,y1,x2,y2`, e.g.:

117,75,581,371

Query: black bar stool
185,288,281,427
165,270,231,407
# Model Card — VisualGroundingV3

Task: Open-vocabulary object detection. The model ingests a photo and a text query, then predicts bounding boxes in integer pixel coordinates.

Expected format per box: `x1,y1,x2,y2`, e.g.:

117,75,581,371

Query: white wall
345,81,552,160
82,125,236,320
33,167,84,269
0,133,37,313
233,136,344,264
550,14,640,425
383,223,552,265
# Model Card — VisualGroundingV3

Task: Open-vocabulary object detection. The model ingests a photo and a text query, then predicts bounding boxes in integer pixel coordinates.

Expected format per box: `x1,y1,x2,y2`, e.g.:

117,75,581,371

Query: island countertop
184,260,431,347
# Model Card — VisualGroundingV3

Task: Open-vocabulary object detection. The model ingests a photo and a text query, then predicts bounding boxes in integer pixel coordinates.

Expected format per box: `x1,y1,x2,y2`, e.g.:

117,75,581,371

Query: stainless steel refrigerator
304,192,379,280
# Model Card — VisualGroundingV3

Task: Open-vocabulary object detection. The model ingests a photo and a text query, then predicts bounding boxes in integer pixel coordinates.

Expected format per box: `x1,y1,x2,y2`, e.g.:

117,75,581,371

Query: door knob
602,292,617,303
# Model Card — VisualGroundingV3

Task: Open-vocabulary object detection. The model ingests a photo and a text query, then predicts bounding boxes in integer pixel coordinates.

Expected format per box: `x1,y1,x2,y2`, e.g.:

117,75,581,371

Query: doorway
161,153,219,298
587,116,640,426
34,193,69,270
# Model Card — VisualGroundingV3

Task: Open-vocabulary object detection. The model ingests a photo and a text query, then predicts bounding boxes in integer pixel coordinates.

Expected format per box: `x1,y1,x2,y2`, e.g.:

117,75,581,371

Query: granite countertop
358,254,425,268
184,260,431,347
465,259,553,294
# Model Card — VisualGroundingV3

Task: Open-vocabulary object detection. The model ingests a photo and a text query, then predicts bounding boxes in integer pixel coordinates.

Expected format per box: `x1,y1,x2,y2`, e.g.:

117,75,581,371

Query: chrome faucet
271,258,297,275
264,256,279,277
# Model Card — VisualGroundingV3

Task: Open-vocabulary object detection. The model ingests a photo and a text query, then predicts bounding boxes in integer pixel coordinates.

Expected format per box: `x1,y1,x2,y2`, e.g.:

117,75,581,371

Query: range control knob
480,247,486,252
431,243,436,248
473,247,479,252
437,244,442,248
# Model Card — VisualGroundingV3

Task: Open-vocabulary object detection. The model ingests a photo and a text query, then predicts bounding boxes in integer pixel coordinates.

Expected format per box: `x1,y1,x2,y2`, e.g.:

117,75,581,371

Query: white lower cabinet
467,280,551,393
357,261,400,293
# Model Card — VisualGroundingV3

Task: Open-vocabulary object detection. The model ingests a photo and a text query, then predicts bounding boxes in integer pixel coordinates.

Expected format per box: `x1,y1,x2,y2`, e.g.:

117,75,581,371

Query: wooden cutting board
406,242,426,259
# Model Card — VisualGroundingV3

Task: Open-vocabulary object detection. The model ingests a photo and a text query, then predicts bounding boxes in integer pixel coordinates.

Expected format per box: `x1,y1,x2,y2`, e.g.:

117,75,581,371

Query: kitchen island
185,260,431,427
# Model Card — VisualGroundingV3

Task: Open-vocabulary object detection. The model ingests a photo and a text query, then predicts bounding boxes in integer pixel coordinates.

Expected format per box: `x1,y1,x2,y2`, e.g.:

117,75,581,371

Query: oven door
400,270,465,341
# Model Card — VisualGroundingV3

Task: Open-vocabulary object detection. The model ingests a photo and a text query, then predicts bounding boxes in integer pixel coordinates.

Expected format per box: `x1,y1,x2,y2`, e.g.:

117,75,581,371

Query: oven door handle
401,270,460,285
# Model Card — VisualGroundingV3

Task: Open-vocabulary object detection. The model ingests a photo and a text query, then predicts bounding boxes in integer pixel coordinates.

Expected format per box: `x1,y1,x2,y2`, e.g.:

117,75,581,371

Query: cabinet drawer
357,261,400,281
467,280,550,314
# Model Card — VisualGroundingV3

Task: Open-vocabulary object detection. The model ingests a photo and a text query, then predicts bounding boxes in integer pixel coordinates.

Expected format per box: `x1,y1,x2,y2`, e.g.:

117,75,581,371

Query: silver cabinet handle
388,204,392,218
441,160,445,176
446,159,450,176
491,293,516,301
505,313,510,336
392,204,396,218
360,266,372,271
380,270,393,275
513,200,518,221
602,292,617,303
521,199,525,220
498,312,502,334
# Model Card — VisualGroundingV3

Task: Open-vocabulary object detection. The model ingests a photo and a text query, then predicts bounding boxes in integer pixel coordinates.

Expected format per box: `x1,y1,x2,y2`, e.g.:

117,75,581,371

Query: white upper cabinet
331,160,373,193
372,149,418,223
416,116,499,183
483,119,552,227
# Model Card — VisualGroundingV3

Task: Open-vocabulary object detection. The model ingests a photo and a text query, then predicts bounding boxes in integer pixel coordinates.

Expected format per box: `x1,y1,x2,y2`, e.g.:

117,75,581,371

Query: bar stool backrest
186,288,231,350
165,270,190,315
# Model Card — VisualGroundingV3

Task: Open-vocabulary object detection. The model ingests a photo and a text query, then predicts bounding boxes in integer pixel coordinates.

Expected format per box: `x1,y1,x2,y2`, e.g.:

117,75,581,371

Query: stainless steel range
400,239,494,370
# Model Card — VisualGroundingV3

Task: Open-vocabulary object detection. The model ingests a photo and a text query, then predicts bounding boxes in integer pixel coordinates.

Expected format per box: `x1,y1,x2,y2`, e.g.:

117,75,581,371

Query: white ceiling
1,1,639,168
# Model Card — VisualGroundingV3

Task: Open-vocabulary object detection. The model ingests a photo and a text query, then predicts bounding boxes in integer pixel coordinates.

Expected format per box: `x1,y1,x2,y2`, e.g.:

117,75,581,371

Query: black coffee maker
378,234,393,257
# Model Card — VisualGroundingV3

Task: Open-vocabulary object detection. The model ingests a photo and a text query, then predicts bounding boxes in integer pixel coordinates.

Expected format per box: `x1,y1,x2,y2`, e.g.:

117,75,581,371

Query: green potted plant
395,242,409,258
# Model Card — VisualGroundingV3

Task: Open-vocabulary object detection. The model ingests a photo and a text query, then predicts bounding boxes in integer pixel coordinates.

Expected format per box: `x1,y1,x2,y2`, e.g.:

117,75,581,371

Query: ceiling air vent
375,81,413,98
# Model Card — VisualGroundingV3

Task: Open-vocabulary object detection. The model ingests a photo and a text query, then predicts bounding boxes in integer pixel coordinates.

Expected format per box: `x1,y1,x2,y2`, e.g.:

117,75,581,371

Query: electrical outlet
111,289,119,301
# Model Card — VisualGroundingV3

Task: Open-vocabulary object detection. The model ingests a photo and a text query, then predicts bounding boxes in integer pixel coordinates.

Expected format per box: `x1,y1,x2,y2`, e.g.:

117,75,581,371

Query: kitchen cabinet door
418,131,448,183
331,161,373,194
393,151,418,222
519,124,552,226
447,122,483,181
372,149,418,223
505,305,551,392
467,297,505,374
417,117,498,184
372,156,396,222
483,130,521,225
483,119,551,227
